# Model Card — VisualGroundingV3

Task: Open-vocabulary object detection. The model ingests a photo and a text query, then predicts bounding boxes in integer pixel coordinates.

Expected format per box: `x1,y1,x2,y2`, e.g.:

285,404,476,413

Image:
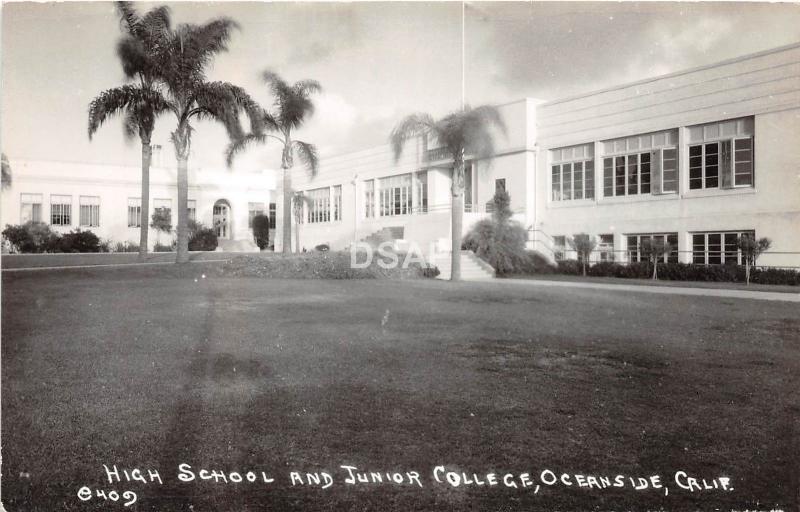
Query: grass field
2,266,798,511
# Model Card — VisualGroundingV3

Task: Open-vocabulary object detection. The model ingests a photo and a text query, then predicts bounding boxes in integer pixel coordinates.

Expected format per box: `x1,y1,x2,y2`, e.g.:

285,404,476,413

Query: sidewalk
502,277,800,302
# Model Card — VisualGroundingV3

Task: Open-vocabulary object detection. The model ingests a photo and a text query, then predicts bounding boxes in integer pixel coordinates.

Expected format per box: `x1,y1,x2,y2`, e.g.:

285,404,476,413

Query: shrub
112,241,140,253
462,189,529,275
154,241,176,252
555,259,799,286
2,222,60,253
251,214,270,250
188,221,218,251
58,229,103,253
314,243,330,252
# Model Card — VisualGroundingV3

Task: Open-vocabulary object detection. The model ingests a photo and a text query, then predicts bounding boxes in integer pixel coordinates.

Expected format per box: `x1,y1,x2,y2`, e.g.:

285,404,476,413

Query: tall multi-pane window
688,117,754,190
187,200,197,222
551,144,594,201
692,230,755,265
333,186,342,221
20,193,43,223
307,187,330,223
268,203,276,229
602,130,677,197
127,198,141,227
364,180,375,218
248,202,265,228
416,172,428,213
50,195,72,226
598,234,614,262
626,233,679,263
379,174,411,217
79,196,100,227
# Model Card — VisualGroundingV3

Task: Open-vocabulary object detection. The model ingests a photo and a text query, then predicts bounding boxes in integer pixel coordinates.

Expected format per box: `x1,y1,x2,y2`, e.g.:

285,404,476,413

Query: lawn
2,266,798,511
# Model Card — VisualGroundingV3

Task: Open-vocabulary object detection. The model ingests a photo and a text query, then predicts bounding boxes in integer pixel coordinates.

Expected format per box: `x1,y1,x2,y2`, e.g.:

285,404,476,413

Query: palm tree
1,153,11,190
226,71,320,254
291,191,312,253
156,17,262,263
390,105,506,281
88,2,171,260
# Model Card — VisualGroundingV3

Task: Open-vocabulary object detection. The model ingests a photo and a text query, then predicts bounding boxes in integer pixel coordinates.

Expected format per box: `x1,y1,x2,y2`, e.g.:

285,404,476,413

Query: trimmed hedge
554,260,800,285
2,223,107,253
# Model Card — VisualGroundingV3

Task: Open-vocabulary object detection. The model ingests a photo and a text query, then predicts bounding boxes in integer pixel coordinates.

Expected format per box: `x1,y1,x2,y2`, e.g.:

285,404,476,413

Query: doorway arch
212,199,232,240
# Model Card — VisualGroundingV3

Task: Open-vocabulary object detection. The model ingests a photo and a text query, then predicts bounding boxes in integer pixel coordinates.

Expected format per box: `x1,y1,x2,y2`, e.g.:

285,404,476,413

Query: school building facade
280,43,800,269
1,148,277,252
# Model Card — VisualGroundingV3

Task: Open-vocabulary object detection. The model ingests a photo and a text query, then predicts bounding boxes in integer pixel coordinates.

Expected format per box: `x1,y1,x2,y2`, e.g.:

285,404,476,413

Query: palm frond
225,133,267,168
123,110,140,141
1,153,11,190
115,1,141,36
293,140,319,177
389,113,436,161
292,79,322,98
190,81,264,141
88,85,139,139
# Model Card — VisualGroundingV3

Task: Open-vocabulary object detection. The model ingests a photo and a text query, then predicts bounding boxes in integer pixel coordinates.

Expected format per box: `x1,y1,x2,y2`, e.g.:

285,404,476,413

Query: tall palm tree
156,18,262,263
1,153,11,190
390,105,506,281
88,2,171,260
226,70,320,254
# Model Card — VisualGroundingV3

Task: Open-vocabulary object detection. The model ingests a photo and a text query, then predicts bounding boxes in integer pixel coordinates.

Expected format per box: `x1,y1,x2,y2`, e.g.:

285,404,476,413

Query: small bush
2,222,60,253
462,190,529,275
188,221,218,251
154,241,176,252
112,241,140,253
314,243,330,252
59,229,102,253
251,214,270,250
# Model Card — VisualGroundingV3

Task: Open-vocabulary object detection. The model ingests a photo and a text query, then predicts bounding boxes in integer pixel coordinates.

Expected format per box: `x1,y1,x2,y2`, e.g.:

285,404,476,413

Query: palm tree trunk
295,220,300,253
138,142,151,260
176,156,189,263
746,260,751,285
451,158,466,281
282,165,292,254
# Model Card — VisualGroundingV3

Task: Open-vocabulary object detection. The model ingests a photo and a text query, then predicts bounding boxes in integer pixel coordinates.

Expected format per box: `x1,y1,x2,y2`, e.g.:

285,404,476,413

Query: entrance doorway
213,199,232,239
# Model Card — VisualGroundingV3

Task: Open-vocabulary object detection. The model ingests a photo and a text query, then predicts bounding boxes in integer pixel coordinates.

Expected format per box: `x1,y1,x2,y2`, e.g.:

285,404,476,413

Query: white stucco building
280,43,800,269
1,148,277,251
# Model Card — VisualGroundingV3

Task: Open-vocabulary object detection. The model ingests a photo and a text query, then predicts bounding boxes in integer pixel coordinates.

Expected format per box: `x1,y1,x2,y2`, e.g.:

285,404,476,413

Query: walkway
502,278,800,303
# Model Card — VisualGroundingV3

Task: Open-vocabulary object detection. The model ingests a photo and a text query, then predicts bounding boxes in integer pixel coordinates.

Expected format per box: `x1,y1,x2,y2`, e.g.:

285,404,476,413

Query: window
692,230,754,265
553,236,566,261
626,233,678,263
495,178,506,193
154,198,171,216
79,196,100,227
333,186,342,221
268,203,276,229
248,202,265,228
20,193,43,223
127,198,141,228
364,180,375,218
416,171,428,213
551,143,594,202
50,195,71,226
187,200,197,222
598,234,614,262
379,174,411,217
307,187,330,223
603,130,677,197
688,117,754,190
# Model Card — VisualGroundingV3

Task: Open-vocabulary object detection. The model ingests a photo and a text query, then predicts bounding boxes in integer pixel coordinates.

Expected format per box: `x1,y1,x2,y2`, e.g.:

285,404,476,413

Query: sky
2,1,800,173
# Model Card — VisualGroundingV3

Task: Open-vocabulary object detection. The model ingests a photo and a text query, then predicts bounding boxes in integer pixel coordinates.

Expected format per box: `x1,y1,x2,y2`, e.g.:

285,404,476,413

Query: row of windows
365,171,429,219
551,117,754,202
553,230,756,265
306,185,342,224
20,194,275,229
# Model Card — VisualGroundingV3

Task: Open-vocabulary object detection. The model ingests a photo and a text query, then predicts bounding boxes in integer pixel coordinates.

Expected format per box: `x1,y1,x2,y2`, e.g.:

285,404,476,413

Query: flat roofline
541,41,800,108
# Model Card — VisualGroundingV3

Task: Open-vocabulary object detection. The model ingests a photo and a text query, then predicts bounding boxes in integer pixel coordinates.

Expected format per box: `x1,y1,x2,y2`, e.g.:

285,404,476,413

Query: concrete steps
362,226,405,248
434,251,495,280
215,238,260,252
